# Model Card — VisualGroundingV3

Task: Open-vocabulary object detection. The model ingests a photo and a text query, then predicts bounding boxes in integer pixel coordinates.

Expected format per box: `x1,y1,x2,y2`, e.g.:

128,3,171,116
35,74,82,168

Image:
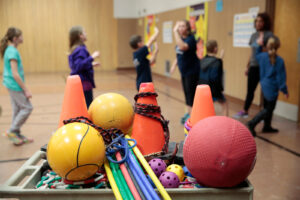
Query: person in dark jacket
68,26,100,108
247,36,288,137
199,40,228,116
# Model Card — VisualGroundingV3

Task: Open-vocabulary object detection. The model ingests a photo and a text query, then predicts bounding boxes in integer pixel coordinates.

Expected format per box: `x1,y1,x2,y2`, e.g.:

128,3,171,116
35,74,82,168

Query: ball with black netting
183,116,257,187
88,93,134,134
47,122,106,181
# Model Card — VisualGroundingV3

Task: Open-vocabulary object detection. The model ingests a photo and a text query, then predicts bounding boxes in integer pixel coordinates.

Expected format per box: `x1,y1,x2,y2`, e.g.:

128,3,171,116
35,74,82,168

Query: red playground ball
183,116,256,187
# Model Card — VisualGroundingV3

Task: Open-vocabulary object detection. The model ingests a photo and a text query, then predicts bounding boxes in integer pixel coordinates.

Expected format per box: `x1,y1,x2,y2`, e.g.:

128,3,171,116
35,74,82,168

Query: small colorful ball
166,164,185,182
159,171,180,188
148,158,167,177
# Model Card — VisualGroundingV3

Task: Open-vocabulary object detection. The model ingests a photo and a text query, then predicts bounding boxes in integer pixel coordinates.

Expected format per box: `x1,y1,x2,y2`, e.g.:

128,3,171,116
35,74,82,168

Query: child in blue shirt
68,26,100,108
0,27,33,145
199,40,228,116
129,27,159,91
248,36,288,136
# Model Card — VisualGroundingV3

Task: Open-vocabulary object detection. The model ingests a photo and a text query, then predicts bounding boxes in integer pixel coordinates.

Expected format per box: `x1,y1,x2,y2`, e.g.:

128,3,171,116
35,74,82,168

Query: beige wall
273,0,300,105
0,0,118,73
117,19,137,69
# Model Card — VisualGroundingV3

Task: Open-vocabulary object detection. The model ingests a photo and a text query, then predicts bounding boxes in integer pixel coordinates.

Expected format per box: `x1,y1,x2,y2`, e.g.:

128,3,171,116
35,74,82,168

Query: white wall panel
114,0,210,18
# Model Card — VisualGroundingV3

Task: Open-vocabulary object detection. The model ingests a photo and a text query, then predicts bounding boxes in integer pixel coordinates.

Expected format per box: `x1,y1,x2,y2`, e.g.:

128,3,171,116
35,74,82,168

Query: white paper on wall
233,12,257,47
163,21,173,44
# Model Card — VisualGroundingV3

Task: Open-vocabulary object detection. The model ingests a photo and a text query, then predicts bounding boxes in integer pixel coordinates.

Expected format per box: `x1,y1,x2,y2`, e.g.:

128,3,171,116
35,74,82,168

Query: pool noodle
104,159,123,200
109,160,130,200
125,135,171,200
127,149,160,200
124,160,147,200
116,152,142,200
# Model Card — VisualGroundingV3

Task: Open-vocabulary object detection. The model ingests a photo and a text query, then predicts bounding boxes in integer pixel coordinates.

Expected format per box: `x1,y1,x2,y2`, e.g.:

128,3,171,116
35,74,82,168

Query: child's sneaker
181,113,190,125
18,134,34,144
233,111,248,119
5,132,24,146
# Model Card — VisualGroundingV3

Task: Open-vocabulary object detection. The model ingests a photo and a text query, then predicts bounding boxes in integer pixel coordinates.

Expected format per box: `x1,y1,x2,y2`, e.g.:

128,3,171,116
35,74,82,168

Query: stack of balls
148,158,186,188
47,93,134,182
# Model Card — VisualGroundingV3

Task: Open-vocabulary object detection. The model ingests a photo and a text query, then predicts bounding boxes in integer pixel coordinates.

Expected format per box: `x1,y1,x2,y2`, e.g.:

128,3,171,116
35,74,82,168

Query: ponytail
0,36,9,58
0,27,22,58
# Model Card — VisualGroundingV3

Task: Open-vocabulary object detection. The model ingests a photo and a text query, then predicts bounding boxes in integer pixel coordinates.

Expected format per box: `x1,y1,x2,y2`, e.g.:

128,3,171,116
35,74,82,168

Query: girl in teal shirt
0,27,33,145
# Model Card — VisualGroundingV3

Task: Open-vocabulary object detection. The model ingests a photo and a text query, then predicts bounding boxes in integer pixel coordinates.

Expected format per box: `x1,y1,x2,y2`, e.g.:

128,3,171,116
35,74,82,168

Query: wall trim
117,66,135,71
274,100,298,122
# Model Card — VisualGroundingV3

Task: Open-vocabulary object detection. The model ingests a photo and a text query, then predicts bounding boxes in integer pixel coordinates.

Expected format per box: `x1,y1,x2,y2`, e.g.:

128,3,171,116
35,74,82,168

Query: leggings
181,73,199,107
8,89,33,134
244,67,260,112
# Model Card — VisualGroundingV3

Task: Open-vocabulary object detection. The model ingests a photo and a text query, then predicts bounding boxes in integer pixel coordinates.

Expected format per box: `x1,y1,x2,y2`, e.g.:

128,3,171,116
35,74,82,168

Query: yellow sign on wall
186,2,208,59
144,15,156,60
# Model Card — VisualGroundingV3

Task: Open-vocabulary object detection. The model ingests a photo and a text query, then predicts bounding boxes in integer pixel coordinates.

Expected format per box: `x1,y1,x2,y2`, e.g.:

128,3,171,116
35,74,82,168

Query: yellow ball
47,122,105,181
88,93,134,133
166,164,185,182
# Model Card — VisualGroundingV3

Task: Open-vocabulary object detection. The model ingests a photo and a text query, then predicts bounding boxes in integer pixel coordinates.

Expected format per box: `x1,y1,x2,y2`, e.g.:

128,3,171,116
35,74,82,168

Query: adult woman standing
170,20,200,124
234,13,273,119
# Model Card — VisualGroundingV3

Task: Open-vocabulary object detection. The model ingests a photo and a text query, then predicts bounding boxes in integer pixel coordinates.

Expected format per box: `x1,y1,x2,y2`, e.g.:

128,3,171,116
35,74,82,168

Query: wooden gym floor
0,70,299,200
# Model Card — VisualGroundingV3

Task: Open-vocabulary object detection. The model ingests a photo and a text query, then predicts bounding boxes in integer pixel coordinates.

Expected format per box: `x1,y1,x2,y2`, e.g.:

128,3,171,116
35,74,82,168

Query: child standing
248,36,288,137
199,40,228,116
0,27,33,145
129,27,159,91
170,20,200,124
68,26,100,108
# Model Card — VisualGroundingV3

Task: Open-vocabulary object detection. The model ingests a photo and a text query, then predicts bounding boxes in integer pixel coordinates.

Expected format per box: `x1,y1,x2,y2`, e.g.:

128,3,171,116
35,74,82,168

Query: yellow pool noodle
125,135,171,200
184,127,189,135
104,159,123,200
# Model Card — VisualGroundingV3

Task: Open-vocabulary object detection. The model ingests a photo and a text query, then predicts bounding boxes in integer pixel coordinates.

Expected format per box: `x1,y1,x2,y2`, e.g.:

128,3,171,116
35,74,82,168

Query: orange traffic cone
131,82,166,156
58,75,90,128
189,84,215,126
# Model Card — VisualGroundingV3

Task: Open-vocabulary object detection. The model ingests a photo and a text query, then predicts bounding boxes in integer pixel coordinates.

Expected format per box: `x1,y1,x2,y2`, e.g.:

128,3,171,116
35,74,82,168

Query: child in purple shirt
68,26,100,108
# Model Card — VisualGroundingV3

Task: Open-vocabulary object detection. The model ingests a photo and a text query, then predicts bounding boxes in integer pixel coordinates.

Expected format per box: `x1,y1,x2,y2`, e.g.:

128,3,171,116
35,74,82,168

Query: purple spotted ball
159,171,180,188
148,158,167,177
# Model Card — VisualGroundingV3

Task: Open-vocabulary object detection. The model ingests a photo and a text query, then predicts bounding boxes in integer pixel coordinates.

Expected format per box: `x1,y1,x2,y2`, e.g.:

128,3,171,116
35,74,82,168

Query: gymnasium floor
0,70,299,200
